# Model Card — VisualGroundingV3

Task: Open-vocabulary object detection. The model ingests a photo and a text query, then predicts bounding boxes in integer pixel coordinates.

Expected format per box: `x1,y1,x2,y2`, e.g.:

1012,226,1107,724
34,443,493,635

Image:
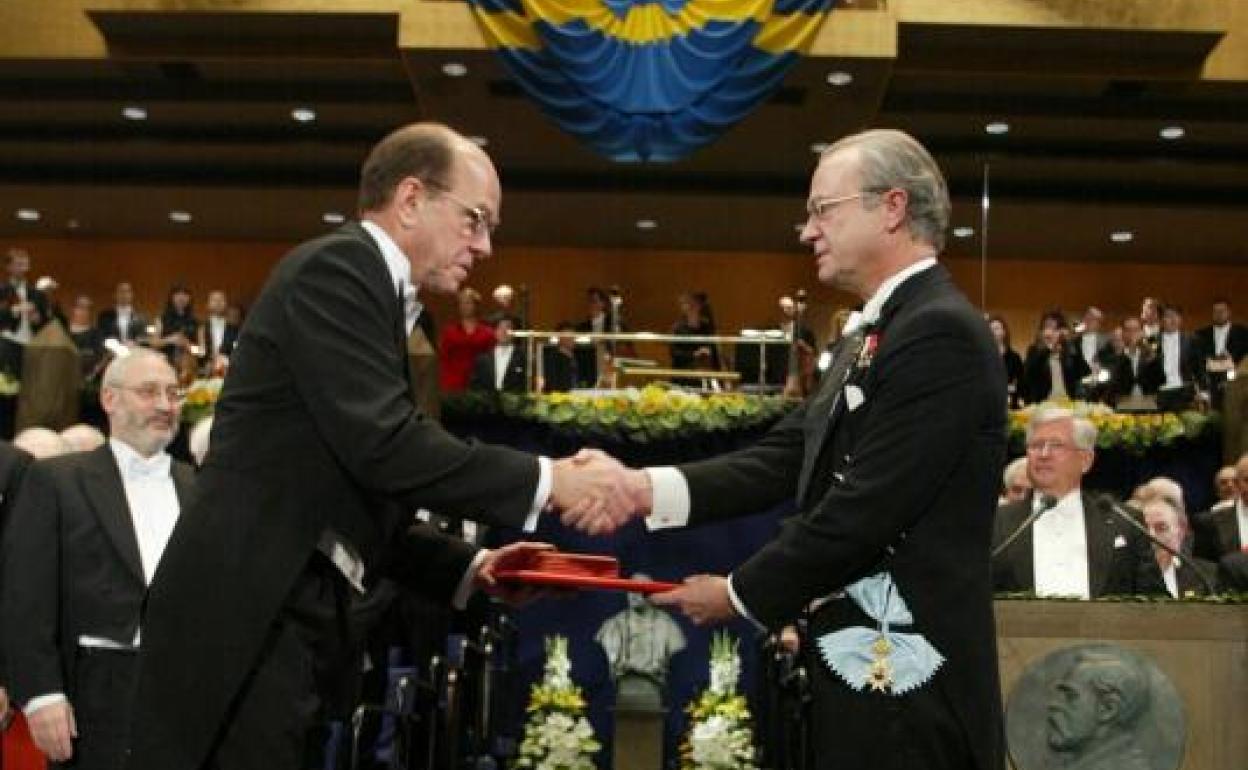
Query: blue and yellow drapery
468,0,835,161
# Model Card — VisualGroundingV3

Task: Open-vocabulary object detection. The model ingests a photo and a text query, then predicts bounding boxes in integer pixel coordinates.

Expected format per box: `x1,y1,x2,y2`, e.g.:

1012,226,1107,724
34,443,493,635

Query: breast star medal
866,634,895,693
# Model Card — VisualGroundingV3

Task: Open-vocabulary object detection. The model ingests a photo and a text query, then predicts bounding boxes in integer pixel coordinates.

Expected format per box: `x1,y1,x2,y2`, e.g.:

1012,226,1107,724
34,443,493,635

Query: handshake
548,449,652,536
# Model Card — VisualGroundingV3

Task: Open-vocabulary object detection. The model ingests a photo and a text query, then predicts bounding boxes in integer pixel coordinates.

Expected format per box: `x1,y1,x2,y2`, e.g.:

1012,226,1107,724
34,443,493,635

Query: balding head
60,423,106,453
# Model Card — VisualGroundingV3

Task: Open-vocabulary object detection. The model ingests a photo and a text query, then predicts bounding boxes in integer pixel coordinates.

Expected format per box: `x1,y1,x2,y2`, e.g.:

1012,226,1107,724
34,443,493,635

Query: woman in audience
988,314,1024,408
670,291,720,370
153,284,199,378
438,287,495,393
1022,309,1089,403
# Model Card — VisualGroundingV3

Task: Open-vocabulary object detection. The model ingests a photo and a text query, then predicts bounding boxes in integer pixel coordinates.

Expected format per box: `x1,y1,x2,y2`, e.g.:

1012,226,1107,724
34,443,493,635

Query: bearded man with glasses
1,348,196,770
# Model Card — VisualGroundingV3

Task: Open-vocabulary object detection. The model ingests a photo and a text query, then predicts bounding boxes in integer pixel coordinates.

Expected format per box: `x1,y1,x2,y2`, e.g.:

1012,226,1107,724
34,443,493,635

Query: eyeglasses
805,188,886,220
117,383,185,403
423,180,498,237
1025,439,1078,455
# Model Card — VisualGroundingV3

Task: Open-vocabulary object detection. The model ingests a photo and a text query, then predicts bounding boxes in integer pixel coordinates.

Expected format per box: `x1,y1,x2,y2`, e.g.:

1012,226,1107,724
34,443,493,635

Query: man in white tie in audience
1141,497,1217,597
991,406,1165,598
0,348,196,769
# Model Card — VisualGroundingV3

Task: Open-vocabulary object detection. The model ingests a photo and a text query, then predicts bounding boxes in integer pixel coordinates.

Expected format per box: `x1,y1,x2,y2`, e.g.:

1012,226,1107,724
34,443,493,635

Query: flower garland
516,636,601,770
680,632,757,770
444,384,796,444
1008,400,1218,455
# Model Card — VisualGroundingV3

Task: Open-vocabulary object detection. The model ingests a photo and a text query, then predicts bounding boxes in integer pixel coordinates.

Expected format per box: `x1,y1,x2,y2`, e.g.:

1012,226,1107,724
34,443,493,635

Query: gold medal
866,634,894,693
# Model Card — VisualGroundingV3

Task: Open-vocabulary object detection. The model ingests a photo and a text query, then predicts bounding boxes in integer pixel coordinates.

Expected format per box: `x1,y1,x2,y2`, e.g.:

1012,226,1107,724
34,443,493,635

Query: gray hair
60,423,106,452
102,347,174,389
1026,405,1098,450
823,129,951,252
1141,476,1186,515
1002,456,1029,488
14,426,72,459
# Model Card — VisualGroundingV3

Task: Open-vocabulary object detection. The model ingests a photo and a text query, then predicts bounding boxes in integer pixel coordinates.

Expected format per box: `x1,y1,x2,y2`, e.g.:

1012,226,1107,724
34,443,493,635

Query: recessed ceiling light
826,71,853,87
985,121,1010,135
467,135,489,147
122,106,148,121
1110,230,1134,243
15,208,40,222
322,211,346,225
810,141,830,154
442,62,468,78
291,107,317,123
1159,126,1185,140
169,210,192,224
952,226,975,238
635,219,657,230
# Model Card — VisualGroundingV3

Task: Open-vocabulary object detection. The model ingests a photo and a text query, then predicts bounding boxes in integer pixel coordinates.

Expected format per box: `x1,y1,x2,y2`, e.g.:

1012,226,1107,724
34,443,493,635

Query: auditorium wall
12,236,1247,355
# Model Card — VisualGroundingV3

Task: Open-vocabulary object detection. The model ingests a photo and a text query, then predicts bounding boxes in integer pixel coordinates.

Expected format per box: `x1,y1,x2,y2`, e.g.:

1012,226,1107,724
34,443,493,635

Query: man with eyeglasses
123,122,633,770
0,348,196,769
603,129,1010,770
991,406,1164,599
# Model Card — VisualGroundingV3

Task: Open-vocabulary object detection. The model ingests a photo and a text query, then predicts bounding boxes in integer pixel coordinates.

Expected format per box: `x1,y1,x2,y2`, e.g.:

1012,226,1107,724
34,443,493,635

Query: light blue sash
815,572,944,696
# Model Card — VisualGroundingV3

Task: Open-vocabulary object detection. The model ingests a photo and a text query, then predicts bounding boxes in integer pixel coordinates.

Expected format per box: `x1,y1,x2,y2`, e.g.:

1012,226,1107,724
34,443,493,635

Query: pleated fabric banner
467,0,835,161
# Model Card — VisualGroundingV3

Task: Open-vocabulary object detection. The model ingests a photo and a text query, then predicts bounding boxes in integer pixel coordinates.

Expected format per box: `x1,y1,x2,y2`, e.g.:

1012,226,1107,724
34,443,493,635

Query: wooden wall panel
10,236,1247,356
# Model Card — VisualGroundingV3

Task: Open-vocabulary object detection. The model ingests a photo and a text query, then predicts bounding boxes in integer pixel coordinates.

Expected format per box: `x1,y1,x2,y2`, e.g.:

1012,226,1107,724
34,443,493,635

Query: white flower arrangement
680,632,758,770
516,636,601,770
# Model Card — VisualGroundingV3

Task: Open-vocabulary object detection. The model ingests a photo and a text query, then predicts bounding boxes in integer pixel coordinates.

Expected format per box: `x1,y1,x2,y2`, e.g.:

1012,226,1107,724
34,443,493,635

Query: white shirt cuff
726,574,766,632
524,456,553,533
451,549,490,610
25,693,68,716
643,467,691,530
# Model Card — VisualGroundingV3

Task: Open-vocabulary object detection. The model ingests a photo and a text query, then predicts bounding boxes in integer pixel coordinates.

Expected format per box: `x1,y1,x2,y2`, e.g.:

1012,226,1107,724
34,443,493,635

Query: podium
995,600,1246,770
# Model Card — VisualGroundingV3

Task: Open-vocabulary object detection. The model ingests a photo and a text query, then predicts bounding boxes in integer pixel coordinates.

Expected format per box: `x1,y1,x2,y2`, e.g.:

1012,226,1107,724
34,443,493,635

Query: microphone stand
991,495,1058,559
1099,495,1218,596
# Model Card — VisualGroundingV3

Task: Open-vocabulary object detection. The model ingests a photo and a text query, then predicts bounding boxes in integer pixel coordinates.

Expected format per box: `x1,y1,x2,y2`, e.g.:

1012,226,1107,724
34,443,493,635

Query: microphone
1098,494,1218,596
991,494,1058,559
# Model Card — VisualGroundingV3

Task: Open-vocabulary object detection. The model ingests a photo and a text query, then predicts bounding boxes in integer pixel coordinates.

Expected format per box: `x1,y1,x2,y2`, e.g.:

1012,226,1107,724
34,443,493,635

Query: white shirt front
209,315,227,354
1031,490,1091,599
493,345,514,390
1081,335,1099,368
4,280,31,344
1237,497,1247,546
1212,323,1230,357
1161,331,1183,388
1161,559,1180,599
109,438,180,586
116,305,133,341
360,219,418,336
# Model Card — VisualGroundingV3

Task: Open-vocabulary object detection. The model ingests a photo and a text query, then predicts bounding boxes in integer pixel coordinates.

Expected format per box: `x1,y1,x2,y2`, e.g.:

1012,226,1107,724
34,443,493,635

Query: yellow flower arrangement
1009,400,1217,455
443,384,796,444
180,377,223,424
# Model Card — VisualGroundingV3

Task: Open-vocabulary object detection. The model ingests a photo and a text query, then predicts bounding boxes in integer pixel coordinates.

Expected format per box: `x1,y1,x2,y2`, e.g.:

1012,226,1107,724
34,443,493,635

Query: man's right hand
28,700,76,762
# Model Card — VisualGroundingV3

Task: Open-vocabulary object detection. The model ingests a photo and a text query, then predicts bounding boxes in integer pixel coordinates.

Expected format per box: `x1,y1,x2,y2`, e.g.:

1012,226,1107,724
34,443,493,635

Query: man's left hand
474,541,555,606
650,574,736,625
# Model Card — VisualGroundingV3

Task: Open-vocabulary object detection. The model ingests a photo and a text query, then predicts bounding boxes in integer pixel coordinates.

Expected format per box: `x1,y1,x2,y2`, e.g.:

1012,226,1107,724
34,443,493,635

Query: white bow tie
127,452,171,481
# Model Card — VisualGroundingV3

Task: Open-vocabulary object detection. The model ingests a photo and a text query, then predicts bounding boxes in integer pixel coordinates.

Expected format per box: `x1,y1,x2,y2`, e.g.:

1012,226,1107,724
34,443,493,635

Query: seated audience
1141,304,1204,410
1193,452,1247,561
439,287,495,393
540,322,579,393
96,281,147,346
988,315,1024,409
152,284,199,377
1106,316,1154,405
992,406,1165,598
670,291,720,371
1193,298,1246,409
60,423,106,453
68,295,105,381
1022,310,1089,403
197,289,238,375
1140,296,1161,342
1141,497,1217,597
1212,465,1237,509
1000,456,1031,505
468,315,527,394
0,247,50,377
